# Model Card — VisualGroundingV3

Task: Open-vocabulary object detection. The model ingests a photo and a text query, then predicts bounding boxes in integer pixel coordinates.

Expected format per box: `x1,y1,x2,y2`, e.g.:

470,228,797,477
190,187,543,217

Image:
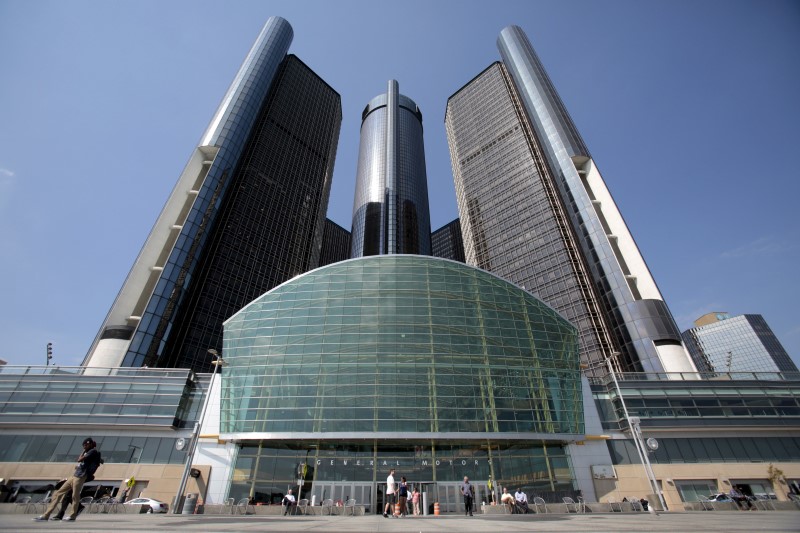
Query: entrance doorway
311,482,373,513
431,482,484,514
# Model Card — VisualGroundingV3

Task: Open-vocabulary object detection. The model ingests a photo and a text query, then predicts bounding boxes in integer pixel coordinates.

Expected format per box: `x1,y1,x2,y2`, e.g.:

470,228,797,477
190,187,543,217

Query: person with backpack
34,438,102,522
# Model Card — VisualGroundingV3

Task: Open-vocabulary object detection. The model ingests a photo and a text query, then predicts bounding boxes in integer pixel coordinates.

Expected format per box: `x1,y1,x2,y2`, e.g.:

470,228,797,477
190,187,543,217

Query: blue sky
1,0,799,368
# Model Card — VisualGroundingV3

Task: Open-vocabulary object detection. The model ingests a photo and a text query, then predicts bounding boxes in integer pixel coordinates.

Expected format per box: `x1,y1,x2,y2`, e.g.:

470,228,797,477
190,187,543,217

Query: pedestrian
398,476,409,517
383,468,397,518
500,487,514,511
460,476,474,516
282,488,296,515
487,475,494,504
412,487,421,516
514,488,529,514
729,486,754,510
34,438,102,522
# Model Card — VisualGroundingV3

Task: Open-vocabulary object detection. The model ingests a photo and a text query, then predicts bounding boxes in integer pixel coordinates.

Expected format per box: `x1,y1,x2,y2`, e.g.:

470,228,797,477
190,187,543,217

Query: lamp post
605,356,667,511
173,348,224,513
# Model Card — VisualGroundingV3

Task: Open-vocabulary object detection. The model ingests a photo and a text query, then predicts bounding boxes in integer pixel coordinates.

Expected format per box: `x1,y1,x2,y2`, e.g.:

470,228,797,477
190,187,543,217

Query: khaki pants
43,475,86,519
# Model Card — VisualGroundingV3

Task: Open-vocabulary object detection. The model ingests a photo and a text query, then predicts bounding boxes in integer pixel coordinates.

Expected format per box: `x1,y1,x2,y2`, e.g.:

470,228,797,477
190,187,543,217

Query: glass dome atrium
221,255,583,507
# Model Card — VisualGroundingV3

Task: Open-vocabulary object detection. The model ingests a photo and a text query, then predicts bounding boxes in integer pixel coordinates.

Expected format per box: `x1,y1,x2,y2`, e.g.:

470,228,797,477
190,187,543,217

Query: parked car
124,497,169,513
703,493,733,502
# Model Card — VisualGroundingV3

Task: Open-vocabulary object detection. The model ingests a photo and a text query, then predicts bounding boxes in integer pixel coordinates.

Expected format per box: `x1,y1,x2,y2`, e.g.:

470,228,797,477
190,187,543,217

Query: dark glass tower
431,218,465,263
350,80,431,256
318,219,351,267
445,26,696,377
84,18,342,372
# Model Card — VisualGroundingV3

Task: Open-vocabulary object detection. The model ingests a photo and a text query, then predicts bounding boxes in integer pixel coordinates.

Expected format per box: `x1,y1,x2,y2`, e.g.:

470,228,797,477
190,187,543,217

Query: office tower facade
350,81,432,257
431,218,466,263
319,219,351,267
83,17,342,372
445,26,696,378
682,312,799,374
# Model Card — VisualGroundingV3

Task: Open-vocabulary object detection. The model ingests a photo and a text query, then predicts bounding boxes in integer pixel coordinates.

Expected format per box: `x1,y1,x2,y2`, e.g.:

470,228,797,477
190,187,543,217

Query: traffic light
46,342,53,365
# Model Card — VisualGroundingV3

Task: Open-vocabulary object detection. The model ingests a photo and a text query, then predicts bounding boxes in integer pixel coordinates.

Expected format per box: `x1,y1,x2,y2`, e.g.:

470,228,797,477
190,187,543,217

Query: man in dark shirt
460,476,474,516
34,438,101,522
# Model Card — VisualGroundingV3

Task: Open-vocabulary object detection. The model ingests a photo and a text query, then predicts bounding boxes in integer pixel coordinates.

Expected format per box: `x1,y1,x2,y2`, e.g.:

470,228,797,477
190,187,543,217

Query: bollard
434,501,440,516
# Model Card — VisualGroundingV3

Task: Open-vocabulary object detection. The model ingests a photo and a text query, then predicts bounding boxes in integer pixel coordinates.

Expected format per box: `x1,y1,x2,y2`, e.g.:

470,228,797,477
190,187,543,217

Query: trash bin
182,493,198,515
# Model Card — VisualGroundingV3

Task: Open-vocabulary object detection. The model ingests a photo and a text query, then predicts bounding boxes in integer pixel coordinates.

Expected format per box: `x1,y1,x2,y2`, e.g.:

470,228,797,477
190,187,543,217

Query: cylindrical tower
496,25,696,375
83,17,294,369
350,80,431,257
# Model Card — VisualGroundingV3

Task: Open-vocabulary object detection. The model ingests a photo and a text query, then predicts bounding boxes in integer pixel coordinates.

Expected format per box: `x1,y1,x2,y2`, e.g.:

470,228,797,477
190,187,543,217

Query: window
675,480,717,502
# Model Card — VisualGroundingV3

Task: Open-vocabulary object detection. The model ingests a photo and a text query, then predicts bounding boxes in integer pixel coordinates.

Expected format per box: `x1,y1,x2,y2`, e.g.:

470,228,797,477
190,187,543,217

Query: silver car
124,497,169,513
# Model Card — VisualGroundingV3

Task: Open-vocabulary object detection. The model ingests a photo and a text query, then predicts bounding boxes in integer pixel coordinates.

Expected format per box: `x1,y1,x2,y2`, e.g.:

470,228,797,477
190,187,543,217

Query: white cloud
0,168,15,181
720,236,792,259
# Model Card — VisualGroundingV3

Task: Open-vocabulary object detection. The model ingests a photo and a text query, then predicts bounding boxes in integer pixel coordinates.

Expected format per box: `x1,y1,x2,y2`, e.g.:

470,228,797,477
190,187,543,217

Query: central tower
350,80,431,256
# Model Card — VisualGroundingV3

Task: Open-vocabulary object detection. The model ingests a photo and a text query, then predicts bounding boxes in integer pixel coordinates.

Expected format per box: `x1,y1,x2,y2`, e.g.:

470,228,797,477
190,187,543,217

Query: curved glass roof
222,255,582,438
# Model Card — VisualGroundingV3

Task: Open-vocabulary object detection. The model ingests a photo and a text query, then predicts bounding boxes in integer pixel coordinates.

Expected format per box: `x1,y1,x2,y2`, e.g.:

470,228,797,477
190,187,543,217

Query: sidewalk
1,511,799,532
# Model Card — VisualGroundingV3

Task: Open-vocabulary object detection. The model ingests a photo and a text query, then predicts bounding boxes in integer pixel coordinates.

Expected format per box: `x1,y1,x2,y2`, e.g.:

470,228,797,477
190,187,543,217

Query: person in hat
34,438,102,522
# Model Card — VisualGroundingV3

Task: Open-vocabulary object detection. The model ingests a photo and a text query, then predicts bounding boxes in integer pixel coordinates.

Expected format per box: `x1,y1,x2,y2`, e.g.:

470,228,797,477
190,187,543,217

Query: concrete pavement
1,511,799,532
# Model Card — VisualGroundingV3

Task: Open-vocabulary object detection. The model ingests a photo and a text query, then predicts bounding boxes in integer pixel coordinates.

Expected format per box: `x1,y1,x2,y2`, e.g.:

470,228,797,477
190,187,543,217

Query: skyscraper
318,219,351,267
445,26,696,377
83,17,342,372
431,218,466,263
350,80,431,257
682,312,798,374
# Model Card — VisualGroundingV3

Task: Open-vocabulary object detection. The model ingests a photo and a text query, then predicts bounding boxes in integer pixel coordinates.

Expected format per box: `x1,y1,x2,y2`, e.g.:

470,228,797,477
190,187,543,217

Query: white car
124,497,169,513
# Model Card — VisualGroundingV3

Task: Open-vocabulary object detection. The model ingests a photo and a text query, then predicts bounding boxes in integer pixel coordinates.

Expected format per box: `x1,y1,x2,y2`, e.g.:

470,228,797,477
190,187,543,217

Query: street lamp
605,356,667,511
173,348,225,513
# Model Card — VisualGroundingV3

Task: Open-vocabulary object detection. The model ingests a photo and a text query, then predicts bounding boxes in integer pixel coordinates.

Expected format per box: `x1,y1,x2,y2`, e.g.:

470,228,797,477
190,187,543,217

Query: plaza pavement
1,511,799,532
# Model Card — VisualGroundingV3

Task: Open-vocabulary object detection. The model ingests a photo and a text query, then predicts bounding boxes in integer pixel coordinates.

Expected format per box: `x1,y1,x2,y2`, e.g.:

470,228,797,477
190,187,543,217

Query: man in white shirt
383,469,396,518
514,488,529,514
282,489,297,515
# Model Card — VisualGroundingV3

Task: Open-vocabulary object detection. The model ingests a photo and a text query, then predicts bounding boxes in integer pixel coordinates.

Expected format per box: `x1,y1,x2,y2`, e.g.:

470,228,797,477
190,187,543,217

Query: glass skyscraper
83,17,342,372
7,16,797,515
445,26,697,378
431,218,466,263
318,219,352,267
682,313,799,374
350,81,431,257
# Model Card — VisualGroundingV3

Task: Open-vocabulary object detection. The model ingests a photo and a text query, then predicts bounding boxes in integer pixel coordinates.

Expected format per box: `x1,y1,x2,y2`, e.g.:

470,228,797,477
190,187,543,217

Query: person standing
460,476,474,516
34,438,102,522
412,487,421,516
397,476,409,517
383,469,397,518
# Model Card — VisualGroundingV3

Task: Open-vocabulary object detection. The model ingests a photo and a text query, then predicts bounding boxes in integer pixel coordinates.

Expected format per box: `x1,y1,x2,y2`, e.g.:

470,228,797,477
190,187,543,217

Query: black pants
463,496,473,515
